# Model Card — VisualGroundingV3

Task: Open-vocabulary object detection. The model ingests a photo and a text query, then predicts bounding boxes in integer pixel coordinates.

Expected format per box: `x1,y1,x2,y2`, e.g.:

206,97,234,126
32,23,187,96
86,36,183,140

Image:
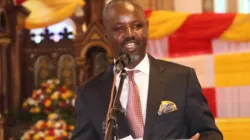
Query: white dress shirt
115,54,150,124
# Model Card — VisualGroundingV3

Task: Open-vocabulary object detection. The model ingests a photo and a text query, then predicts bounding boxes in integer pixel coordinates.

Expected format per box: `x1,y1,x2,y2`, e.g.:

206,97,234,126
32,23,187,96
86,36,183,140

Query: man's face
103,1,149,68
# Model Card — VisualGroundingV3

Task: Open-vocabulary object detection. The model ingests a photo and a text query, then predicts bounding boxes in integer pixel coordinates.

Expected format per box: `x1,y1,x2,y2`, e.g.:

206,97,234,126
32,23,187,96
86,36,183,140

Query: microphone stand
104,68,127,140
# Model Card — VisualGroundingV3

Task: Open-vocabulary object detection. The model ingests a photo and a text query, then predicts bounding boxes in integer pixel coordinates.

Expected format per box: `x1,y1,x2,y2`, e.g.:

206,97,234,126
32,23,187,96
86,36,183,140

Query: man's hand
190,133,200,140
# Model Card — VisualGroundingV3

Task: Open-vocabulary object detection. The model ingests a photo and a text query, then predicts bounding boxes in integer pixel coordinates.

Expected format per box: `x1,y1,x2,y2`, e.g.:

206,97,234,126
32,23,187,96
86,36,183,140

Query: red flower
41,98,47,106
48,129,55,136
33,94,39,100
41,86,47,92
41,122,47,129
55,137,62,140
66,125,71,130
58,125,63,129
33,127,39,132
44,106,54,113
59,87,66,93
59,102,66,108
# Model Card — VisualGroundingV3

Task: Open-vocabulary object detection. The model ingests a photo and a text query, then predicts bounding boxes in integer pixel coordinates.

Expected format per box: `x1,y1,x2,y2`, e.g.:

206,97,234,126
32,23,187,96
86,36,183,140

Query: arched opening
85,46,110,79
57,54,76,89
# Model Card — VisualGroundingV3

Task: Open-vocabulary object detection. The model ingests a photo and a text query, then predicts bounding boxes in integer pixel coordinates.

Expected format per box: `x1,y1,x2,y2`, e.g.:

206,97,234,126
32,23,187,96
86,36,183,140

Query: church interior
1,0,250,139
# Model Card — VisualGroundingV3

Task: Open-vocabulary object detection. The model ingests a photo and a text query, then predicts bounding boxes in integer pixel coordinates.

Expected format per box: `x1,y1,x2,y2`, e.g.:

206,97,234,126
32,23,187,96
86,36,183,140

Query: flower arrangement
22,79,76,123
21,113,75,140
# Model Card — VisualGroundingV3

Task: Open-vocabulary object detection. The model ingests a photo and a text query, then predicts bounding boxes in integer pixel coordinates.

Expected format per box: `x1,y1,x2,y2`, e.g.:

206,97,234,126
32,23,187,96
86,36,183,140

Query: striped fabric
22,0,85,29
147,38,250,118
146,11,250,119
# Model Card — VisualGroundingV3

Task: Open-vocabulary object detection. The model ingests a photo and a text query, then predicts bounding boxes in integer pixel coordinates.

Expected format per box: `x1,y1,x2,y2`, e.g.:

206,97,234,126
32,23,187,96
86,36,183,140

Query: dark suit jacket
72,55,223,140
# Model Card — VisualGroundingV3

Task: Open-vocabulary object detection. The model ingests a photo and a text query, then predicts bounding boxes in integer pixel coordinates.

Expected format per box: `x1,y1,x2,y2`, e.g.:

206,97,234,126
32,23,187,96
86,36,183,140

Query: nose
127,27,132,35
125,26,135,39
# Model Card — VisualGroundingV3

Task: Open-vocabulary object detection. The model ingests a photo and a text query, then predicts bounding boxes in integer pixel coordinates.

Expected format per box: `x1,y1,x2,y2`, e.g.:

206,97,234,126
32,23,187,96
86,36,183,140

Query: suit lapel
144,56,166,140
97,65,132,139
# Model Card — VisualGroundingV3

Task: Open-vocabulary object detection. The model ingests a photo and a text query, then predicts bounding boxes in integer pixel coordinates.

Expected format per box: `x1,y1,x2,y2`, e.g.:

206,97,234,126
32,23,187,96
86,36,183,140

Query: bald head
102,0,145,25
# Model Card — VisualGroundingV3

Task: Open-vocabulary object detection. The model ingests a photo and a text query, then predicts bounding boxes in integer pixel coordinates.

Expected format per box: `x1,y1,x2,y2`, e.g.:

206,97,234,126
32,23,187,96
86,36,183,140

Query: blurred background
0,0,250,139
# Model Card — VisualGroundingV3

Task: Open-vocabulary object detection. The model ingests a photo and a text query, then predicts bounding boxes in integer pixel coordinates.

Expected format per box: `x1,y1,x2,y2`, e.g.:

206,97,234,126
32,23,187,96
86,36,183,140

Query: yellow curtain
215,52,250,87
220,14,250,41
148,11,189,39
22,0,85,29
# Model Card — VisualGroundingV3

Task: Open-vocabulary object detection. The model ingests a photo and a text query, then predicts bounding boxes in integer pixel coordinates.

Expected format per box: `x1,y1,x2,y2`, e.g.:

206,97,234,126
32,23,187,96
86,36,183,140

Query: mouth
123,41,138,52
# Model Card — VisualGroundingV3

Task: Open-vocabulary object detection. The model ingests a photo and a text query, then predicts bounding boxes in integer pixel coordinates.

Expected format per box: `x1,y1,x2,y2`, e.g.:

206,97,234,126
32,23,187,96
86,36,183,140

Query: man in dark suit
72,0,223,139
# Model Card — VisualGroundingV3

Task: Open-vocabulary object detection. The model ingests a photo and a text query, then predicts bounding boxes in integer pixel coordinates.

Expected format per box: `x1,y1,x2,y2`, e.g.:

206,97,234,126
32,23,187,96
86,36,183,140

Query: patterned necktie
126,70,144,138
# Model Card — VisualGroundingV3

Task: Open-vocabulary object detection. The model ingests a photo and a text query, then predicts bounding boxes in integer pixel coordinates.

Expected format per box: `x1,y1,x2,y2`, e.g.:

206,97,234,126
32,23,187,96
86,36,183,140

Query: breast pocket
151,111,186,139
156,109,183,124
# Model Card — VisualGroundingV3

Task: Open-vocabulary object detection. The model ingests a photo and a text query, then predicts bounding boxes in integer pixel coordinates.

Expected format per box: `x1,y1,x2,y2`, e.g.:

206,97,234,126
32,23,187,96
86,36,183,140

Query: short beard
130,54,140,65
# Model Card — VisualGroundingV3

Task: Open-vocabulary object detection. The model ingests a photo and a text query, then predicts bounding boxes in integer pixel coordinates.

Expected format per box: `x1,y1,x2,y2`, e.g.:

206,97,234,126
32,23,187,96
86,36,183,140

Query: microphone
114,53,131,73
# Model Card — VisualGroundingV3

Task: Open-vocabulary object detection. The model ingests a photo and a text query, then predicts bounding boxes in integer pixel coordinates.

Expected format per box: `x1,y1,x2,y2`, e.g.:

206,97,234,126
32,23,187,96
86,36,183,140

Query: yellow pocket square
158,101,178,115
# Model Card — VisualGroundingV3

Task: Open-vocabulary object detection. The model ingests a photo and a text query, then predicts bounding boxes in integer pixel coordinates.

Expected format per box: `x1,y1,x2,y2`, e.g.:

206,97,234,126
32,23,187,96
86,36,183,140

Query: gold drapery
22,0,85,29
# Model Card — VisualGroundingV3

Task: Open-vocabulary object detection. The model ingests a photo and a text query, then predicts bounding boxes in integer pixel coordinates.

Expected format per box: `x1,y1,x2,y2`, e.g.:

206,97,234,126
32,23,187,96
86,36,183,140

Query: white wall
174,0,202,13
137,0,234,13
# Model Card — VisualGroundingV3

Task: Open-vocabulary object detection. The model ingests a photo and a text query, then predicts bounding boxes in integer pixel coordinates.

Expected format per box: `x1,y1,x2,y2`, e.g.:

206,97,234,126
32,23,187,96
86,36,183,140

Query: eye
113,25,125,32
133,22,143,29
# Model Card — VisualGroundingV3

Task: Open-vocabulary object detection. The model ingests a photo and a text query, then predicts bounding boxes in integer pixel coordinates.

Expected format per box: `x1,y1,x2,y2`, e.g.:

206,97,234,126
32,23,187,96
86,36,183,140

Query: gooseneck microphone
105,53,131,140
114,52,131,73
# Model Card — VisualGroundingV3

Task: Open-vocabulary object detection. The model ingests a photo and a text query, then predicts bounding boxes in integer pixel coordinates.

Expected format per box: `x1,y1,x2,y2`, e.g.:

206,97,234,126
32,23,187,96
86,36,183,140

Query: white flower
36,120,44,126
54,129,62,136
40,95,45,100
29,130,34,134
53,91,60,95
72,99,76,107
55,79,60,84
36,89,42,94
55,122,61,128
47,79,53,84
39,131,45,137
27,98,39,106
21,132,30,140
20,135,26,140
27,98,37,105
66,100,70,104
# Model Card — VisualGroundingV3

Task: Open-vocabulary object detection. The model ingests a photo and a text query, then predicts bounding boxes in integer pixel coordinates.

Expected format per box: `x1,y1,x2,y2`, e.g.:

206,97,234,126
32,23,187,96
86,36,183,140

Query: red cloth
169,37,212,57
203,88,217,118
169,13,235,57
144,10,152,19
